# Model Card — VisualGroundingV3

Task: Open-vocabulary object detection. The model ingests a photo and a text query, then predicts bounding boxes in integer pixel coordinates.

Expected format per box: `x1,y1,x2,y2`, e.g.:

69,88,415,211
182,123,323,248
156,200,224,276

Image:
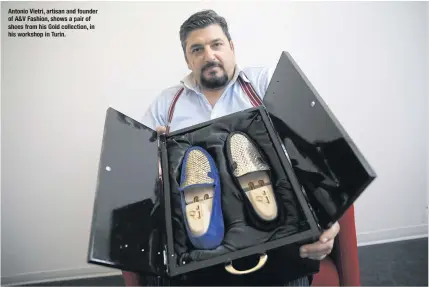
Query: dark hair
179,10,232,55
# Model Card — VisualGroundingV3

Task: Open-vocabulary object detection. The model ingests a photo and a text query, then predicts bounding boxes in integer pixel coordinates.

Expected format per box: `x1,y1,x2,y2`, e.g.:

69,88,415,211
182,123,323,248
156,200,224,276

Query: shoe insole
238,171,278,221
183,186,214,237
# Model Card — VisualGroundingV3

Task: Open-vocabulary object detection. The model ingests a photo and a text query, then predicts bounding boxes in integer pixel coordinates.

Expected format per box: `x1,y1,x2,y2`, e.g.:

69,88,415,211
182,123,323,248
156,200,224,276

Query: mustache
201,62,224,73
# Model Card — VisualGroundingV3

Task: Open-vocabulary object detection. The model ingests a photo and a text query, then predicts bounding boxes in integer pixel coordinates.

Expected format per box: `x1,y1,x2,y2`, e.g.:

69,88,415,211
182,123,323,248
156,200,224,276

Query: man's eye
192,48,201,53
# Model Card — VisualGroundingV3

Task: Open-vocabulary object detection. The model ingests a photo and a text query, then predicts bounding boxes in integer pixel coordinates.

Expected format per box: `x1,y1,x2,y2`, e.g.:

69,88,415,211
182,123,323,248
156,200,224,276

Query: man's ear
186,57,191,70
230,40,235,53
184,51,191,70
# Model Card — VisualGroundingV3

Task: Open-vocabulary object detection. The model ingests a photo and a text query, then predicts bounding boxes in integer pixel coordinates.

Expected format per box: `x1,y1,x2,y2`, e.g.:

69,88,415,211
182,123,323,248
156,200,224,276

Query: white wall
2,1,428,284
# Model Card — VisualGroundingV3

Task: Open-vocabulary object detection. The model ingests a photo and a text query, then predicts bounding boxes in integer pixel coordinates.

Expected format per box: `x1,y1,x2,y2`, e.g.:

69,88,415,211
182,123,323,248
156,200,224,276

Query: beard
199,62,229,90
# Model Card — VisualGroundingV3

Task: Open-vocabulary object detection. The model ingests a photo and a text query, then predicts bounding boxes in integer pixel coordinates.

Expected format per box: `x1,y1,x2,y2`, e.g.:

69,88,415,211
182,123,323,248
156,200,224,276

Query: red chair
122,205,360,286
311,205,361,286
122,271,141,286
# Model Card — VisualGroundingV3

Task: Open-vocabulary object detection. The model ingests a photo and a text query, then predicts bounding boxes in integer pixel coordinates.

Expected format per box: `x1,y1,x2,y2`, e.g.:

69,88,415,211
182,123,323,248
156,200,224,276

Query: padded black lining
165,109,309,265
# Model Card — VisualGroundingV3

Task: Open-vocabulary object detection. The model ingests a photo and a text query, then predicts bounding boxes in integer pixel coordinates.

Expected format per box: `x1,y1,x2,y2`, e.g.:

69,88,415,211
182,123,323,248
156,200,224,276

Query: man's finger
300,241,322,254
319,221,340,242
300,239,333,253
310,243,333,257
301,248,332,259
156,126,167,135
300,240,334,258
308,254,327,261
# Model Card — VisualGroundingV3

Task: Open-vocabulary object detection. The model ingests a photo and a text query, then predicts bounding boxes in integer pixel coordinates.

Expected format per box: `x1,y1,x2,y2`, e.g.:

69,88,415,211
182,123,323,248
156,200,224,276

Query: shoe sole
237,171,278,221
183,185,214,237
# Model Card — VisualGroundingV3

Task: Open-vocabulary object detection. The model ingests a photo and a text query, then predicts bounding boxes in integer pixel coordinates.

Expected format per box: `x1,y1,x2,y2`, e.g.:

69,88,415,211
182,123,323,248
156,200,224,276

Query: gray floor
358,237,427,286
24,237,428,286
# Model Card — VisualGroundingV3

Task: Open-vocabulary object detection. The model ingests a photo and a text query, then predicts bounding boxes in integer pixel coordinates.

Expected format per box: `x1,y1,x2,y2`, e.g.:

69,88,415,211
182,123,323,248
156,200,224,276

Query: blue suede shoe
178,146,224,250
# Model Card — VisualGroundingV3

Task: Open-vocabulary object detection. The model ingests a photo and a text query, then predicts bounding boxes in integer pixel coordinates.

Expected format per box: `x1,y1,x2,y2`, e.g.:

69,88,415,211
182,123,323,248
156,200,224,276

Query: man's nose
203,47,216,61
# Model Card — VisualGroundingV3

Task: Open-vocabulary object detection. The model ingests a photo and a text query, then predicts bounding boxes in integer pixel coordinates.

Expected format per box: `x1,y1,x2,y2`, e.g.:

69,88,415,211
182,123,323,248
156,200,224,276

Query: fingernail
321,238,328,243
300,248,307,253
300,253,308,258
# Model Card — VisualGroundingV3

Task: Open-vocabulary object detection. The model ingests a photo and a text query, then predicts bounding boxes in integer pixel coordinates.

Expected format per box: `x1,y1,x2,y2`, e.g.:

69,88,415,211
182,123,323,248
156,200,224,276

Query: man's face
184,24,236,90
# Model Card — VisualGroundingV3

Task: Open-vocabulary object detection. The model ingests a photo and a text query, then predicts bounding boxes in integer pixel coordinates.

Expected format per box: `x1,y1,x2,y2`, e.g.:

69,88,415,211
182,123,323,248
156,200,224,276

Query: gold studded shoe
226,132,279,225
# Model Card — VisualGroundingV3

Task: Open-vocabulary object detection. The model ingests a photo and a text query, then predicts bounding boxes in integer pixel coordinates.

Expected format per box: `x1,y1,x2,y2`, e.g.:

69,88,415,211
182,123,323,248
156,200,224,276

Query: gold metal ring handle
225,254,268,275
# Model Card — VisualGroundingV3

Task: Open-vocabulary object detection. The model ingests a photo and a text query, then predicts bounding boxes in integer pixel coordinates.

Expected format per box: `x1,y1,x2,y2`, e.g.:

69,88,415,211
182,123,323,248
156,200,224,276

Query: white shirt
142,65,274,133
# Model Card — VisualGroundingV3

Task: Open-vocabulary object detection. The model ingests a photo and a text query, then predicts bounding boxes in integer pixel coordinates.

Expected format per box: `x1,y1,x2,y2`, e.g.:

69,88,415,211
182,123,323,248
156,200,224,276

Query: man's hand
299,221,340,260
156,126,167,135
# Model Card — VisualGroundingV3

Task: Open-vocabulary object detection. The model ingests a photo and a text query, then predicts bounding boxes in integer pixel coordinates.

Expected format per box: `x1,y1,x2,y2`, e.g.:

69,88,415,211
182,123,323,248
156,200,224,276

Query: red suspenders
236,76,263,107
166,76,262,134
166,87,185,134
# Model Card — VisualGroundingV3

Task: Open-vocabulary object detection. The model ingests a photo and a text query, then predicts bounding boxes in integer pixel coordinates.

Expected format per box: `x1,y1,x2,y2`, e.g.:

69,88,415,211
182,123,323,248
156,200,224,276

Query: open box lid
87,108,165,275
263,51,376,230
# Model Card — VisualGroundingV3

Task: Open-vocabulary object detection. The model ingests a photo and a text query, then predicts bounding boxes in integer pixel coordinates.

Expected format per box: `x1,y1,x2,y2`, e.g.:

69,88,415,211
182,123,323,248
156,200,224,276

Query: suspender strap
237,76,263,107
166,76,262,134
166,87,184,134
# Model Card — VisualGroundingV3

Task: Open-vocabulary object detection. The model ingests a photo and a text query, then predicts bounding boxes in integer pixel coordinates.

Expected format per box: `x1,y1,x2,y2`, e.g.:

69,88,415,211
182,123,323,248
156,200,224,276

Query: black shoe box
87,52,376,282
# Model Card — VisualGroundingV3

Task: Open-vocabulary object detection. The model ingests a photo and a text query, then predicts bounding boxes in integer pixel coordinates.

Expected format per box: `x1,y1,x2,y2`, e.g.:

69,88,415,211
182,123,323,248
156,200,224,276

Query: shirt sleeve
242,67,275,101
141,100,165,130
141,86,178,130
256,67,275,100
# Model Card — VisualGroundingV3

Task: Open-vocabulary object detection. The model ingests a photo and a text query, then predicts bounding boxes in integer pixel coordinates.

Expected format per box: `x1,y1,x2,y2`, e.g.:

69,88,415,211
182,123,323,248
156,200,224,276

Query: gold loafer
226,132,278,223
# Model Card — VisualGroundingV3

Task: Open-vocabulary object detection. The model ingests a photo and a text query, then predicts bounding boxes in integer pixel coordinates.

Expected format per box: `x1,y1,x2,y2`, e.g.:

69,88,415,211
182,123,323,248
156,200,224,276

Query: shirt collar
180,64,250,92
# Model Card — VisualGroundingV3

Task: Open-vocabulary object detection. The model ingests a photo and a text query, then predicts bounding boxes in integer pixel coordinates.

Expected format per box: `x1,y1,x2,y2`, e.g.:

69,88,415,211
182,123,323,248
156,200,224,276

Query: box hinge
163,248,167,266
163,245,169,273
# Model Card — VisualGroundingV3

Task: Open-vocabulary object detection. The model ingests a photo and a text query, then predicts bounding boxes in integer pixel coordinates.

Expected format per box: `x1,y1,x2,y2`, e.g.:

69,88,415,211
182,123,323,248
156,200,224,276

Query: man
142,9,340,286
